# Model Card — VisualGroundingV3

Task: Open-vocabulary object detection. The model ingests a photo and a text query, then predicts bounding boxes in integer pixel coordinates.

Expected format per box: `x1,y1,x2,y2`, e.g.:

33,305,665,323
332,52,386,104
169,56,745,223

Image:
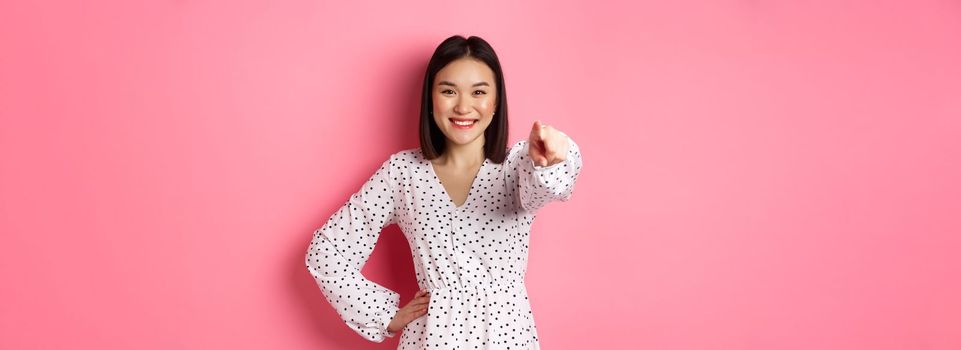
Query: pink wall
2,0,959,349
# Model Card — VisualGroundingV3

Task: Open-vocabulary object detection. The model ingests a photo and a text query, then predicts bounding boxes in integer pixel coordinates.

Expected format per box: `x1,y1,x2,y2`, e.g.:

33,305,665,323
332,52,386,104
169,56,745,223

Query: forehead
435,58,495,85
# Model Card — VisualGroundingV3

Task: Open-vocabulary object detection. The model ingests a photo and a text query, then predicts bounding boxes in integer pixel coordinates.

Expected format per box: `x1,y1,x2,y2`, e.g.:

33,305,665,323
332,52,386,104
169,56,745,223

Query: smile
449,118,478,129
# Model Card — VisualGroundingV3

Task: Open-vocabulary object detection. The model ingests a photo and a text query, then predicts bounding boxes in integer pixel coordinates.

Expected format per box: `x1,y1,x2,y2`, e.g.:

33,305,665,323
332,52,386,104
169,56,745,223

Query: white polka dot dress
305,137,582,349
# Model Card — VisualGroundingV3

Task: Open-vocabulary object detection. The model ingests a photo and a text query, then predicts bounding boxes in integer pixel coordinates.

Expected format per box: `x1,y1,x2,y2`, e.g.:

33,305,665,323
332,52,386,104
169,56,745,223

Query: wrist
386,317,398,333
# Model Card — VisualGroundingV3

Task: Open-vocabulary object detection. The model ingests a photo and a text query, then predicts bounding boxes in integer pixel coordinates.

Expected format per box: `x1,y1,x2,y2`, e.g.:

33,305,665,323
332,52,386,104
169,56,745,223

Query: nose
454,96,472,115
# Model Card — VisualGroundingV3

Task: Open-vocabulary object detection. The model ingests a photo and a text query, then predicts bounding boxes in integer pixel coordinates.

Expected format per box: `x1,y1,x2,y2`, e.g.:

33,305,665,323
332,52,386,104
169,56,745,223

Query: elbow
305,247,322,274
305,254,316,276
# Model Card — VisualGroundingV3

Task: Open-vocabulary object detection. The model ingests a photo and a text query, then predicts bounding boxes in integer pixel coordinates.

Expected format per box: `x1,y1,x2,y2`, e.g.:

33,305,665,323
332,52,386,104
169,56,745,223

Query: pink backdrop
2,0,960,349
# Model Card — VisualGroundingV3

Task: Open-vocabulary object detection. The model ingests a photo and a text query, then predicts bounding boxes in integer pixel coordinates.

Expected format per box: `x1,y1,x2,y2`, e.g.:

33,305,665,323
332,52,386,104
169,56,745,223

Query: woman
305,34,583,349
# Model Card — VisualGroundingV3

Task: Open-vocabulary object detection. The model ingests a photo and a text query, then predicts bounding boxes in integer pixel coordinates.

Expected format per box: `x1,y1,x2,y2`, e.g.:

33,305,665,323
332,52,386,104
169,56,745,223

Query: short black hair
419,35,509,164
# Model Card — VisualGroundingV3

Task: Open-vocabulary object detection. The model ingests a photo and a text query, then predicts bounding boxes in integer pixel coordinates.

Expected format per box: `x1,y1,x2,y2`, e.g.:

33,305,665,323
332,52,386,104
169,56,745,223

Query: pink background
2,0,960,349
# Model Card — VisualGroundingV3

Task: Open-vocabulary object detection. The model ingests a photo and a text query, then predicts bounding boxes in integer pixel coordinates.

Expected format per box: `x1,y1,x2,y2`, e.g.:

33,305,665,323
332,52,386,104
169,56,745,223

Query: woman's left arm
511,120,584,213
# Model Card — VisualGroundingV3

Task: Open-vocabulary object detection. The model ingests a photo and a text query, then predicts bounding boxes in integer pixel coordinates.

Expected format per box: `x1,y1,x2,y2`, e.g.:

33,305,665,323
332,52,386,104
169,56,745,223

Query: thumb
533,153,548,167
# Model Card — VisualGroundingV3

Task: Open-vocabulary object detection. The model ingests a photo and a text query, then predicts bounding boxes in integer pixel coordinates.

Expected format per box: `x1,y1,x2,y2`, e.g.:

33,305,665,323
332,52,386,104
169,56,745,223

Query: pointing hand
528,120,570,167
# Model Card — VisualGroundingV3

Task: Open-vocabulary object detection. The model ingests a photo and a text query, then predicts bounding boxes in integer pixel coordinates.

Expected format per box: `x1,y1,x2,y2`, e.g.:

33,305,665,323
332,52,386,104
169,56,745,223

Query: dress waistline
422,280,526,293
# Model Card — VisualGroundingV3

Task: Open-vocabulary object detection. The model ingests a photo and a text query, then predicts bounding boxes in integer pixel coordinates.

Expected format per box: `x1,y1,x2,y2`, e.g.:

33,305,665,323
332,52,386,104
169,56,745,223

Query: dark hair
419,35,509,164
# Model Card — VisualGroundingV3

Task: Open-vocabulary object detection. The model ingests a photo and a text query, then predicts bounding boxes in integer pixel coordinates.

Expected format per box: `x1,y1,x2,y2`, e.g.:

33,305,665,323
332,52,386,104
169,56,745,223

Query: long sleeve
509,135,584,213
304,155,401,343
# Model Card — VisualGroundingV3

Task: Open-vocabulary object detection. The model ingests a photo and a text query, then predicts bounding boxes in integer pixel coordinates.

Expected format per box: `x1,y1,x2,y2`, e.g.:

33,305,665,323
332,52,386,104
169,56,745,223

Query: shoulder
379,148,424,181
503,139,533,168
507,140,529,161
493,140,530,176
365,148,422,189
388,148,423,165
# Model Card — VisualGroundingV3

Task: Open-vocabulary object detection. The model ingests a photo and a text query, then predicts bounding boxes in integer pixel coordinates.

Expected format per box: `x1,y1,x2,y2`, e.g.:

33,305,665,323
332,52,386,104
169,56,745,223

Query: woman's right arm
304,155,401,343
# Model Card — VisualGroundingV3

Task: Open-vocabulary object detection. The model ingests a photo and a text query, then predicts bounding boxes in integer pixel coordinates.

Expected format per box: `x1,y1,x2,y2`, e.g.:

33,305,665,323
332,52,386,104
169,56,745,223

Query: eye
441,89,455,95
474,90,487,95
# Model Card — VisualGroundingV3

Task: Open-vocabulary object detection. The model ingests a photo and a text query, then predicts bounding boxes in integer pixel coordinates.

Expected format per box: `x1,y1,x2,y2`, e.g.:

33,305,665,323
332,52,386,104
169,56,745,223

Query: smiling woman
305,35,583,350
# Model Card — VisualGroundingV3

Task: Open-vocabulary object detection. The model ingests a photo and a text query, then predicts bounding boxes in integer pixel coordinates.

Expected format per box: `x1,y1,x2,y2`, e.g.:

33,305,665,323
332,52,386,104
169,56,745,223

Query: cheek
479,98,494,110
431,94,448,108
477,99,497,115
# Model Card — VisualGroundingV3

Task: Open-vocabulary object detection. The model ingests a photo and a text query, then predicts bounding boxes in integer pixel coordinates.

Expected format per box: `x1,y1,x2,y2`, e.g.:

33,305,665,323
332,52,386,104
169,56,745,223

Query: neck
439,135,486,168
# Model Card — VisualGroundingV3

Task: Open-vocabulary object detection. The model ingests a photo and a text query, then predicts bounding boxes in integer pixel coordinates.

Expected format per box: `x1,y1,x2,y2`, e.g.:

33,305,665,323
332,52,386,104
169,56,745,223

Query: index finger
531,120,546,141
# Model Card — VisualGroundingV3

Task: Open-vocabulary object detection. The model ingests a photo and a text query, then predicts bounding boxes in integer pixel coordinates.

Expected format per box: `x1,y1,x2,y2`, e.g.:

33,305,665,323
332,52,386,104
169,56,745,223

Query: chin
447,134,482,145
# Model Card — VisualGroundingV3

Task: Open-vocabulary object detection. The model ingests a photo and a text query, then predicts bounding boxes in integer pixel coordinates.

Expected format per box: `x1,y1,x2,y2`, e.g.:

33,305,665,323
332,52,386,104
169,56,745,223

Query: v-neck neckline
426,156,487,210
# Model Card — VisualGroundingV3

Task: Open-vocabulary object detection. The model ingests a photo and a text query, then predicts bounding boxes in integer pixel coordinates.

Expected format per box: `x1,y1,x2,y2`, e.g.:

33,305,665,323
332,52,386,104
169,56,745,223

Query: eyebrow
437,80,490,87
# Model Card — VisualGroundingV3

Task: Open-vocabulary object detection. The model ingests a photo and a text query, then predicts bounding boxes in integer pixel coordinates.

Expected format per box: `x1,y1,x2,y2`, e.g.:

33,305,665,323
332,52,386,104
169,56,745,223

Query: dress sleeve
509,135,584,213
304,155,401,342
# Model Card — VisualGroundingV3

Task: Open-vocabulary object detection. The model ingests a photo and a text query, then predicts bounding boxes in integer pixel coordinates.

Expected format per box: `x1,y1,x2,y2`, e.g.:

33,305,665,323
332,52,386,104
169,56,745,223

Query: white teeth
452,120,475,126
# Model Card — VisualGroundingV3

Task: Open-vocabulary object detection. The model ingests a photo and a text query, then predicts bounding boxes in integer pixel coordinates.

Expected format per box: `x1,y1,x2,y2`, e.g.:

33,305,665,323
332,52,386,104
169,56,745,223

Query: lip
449,118,478,129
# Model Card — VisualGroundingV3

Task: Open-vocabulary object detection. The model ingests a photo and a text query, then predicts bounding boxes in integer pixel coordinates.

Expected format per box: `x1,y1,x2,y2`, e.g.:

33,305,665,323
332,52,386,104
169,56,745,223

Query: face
432,57,498,147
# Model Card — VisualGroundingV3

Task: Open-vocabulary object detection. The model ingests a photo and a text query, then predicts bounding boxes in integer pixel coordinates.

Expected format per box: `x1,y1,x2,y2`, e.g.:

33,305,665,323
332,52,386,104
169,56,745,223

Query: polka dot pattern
306,137,583,348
